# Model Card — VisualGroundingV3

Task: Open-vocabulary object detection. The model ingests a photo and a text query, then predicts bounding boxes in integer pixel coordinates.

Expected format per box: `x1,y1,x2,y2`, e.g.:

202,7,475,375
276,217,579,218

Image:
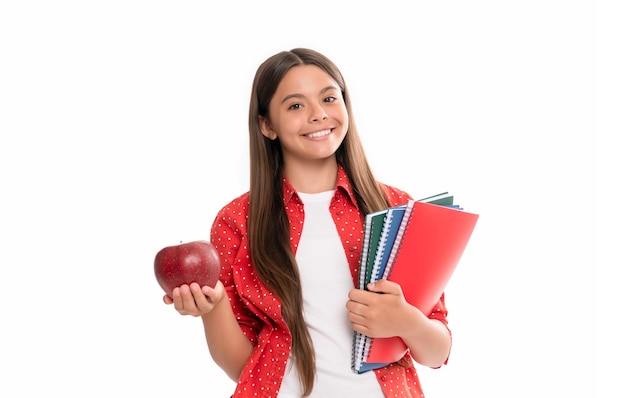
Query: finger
347,307,368,328
347,309,373,335
346,299,372,322
350,321,373,336
345,299,359,314
171,286,184,311
189,282,211,307
178,284,199,313
347,308,367,322
163,295,174,305
348,288,372,303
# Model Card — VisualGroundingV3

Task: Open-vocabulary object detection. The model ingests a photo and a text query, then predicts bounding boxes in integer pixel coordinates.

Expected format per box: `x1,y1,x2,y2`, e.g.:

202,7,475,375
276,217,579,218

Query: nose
310,105,328,122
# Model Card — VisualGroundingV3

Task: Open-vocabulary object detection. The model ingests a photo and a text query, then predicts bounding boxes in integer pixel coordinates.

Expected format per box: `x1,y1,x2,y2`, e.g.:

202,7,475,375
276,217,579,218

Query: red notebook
363,199,479,365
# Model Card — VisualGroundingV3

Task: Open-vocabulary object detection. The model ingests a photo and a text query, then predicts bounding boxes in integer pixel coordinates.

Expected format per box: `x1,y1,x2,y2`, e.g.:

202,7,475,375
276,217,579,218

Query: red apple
154,240,221,297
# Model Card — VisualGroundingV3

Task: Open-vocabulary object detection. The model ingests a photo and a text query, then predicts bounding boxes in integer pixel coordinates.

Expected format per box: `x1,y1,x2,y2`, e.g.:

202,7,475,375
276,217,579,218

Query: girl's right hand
163,281,226,317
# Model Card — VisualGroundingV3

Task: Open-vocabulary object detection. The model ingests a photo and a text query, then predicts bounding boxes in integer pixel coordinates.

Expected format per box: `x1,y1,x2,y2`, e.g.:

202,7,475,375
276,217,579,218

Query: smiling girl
163,48,451,398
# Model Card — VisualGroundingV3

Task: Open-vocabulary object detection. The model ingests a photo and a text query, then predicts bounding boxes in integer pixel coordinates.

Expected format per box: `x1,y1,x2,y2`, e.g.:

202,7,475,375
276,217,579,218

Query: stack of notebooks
351,192,479,373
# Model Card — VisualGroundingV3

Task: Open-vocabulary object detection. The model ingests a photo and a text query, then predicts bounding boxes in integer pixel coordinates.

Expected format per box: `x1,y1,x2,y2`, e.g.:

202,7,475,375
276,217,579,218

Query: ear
259,116,278,140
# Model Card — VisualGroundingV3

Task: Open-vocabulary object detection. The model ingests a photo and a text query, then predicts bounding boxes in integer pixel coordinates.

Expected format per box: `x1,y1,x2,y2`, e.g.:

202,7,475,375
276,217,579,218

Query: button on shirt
210,166,450,398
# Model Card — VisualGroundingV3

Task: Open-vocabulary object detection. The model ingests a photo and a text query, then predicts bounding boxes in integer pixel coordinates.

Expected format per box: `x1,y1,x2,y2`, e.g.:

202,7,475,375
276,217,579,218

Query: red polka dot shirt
210,166,450,397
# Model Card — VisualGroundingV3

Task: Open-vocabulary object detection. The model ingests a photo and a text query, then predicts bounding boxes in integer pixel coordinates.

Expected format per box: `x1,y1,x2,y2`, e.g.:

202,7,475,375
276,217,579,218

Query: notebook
352,193,479,373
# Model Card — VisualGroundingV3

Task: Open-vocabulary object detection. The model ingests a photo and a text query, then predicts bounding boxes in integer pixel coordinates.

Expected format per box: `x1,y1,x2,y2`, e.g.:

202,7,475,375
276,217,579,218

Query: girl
163,48,451,398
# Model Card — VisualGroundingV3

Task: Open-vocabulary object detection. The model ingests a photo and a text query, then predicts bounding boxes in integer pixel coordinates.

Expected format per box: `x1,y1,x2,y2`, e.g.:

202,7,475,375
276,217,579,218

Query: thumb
367,279,402,295
202,280,225,301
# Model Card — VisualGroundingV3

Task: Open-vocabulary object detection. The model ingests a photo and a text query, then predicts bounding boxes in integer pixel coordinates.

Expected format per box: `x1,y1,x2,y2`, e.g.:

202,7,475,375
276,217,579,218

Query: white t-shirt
278,191,383,398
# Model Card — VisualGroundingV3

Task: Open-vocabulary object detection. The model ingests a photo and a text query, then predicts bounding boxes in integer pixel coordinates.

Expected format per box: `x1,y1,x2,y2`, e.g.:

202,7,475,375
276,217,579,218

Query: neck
284,158,338,194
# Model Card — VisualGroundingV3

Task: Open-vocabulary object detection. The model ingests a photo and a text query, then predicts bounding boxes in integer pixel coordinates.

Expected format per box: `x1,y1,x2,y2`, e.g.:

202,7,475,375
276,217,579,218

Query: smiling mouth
304,129,332,138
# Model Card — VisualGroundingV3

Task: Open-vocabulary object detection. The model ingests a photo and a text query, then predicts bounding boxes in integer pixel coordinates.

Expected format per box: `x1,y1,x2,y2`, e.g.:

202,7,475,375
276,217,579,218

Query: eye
288,103,303,110
324,96,337,103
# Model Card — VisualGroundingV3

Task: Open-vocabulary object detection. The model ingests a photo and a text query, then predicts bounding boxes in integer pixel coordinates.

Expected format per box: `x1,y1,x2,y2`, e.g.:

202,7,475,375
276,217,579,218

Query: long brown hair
247,48,390,396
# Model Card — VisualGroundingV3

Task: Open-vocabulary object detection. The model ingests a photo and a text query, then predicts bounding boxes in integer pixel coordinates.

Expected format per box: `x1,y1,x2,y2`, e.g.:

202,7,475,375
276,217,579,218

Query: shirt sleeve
379,183,413,205
210,201,263,345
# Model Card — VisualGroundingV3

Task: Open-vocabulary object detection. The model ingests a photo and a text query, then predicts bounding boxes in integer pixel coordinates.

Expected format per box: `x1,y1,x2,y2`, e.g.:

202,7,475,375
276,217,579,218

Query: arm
202,301,254,381
163,194,258,381
392,298,451,367
346,279,451,368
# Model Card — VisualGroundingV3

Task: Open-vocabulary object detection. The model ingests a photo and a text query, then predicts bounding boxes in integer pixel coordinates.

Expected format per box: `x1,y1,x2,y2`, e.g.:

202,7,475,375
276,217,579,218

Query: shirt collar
282,165,359,208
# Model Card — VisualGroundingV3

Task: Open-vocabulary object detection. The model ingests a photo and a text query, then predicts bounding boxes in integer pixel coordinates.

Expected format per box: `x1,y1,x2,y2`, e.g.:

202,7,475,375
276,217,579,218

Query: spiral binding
382,199,415,280
370,214,394,283
352,211,383,373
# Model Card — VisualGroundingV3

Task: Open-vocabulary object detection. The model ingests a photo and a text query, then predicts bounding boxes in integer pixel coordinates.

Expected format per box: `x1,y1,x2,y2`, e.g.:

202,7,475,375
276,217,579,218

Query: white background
0,1,616,397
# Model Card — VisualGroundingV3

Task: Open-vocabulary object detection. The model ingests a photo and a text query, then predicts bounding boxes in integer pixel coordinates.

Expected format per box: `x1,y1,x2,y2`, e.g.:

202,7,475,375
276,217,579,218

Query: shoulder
378,183,413,206
212,192,250,231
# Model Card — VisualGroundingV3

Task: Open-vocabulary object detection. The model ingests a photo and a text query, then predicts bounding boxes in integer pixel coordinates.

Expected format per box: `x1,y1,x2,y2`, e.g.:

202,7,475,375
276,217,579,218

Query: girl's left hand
346,279,423,338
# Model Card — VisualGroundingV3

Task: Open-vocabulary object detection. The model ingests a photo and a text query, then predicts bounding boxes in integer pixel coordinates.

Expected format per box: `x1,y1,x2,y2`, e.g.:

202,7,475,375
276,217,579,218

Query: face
259,65,349,167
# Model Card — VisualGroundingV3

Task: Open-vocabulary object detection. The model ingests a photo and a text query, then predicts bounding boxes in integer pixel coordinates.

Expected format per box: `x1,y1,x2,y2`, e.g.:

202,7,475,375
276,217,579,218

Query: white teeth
306,129,331,138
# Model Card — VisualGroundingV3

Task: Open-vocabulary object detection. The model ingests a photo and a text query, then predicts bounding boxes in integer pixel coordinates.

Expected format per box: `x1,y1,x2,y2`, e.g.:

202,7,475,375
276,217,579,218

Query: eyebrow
280,85,340,104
